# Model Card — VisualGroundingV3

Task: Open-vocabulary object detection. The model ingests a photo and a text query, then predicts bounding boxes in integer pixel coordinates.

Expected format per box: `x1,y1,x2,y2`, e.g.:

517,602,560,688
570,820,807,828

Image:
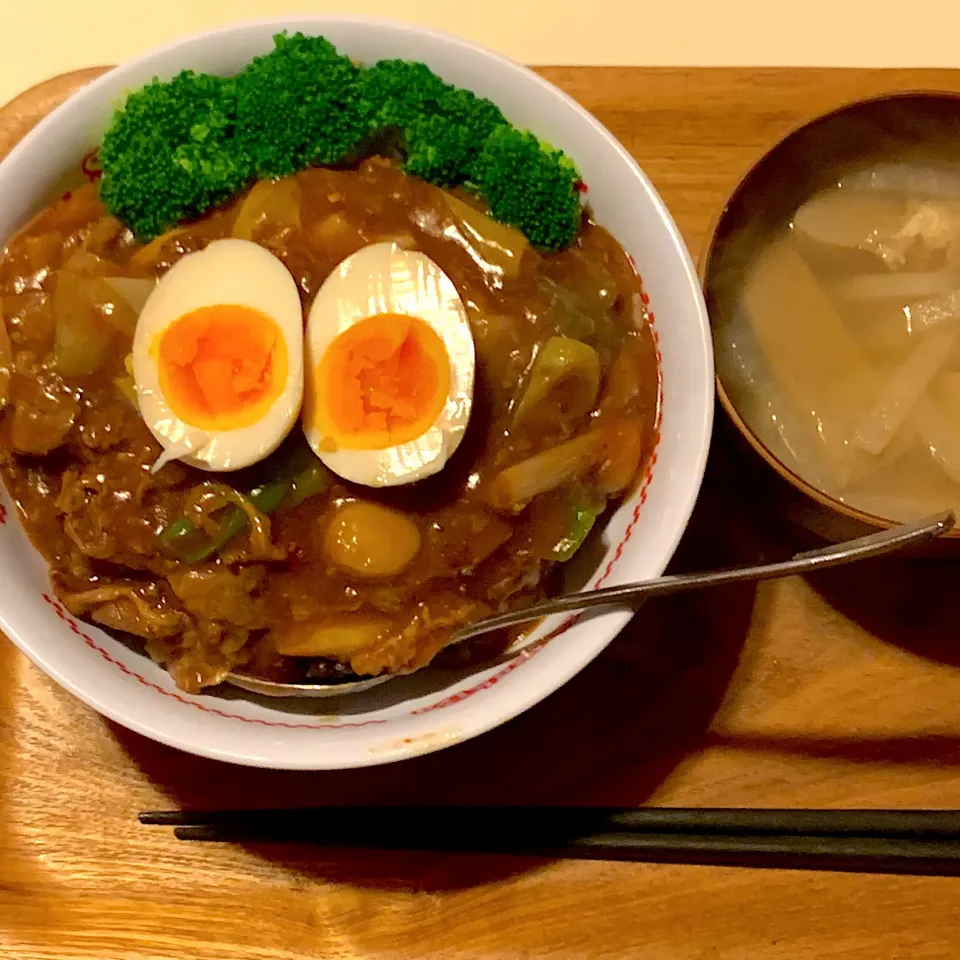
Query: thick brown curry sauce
0,159,659,692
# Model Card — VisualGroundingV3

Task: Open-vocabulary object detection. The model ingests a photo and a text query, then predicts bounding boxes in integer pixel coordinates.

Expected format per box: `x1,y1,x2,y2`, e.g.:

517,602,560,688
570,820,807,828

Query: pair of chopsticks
140,807,960,876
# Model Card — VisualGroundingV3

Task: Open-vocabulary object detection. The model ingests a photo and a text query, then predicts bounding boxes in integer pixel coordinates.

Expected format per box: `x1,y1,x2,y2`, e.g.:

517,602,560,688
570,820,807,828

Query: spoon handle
451,511,956,645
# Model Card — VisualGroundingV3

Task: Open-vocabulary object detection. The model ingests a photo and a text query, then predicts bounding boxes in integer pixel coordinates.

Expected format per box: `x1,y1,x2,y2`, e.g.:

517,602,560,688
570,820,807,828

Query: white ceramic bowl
0,16,713,769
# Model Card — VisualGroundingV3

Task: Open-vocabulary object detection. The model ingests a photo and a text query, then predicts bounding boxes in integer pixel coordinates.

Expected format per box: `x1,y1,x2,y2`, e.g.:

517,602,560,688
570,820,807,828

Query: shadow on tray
708,412,960,670
112,429,788,891
806,555,960,669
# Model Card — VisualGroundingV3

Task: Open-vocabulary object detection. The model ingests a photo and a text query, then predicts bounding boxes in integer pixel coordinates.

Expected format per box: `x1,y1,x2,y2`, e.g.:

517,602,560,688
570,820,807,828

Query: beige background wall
4,0,960,106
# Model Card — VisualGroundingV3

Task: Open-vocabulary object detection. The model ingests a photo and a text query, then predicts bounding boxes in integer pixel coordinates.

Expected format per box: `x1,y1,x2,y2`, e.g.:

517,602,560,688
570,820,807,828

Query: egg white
132,238,304,472
303,242,475,487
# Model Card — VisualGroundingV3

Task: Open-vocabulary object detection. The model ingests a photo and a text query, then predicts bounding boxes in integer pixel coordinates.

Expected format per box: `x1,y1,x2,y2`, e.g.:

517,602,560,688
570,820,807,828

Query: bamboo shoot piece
275,618,393,658
443,191,529,280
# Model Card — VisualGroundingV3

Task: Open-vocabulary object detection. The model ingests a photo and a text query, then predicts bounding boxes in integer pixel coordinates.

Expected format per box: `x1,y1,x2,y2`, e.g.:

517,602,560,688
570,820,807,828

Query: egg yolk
313,313,450,449
156,304,288,430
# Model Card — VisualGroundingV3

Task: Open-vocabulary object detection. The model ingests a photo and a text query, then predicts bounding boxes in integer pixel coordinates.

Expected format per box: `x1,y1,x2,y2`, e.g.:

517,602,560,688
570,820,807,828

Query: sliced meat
2,356,79,455
57,581,188,640
167,566,267,628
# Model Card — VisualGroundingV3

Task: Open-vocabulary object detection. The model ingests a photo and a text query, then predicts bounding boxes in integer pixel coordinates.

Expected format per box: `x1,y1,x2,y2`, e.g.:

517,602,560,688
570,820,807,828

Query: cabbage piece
512,336,600,428
442,191,529,280
558,257,619,314
536,275,595,341
232,177,301,242
549,493,605,562
525,483,606,563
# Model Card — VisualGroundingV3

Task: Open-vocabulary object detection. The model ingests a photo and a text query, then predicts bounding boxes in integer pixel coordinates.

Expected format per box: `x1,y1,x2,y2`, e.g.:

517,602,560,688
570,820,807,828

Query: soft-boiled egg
133,238,304,472
303,242,475,487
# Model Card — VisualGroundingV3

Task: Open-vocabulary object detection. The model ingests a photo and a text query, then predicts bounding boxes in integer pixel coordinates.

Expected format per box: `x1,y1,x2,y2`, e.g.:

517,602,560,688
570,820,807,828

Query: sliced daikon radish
742,238,880,486
852,324,960,455
847,302,914,359
933,369,960,412
792,190,908,263
923,370,960,481
840,164,960,200
720,302,896,493
840,439,960,523
715,307,831,483
833,271,958,301
913,393,960,482
798,180,960,268
852,291,960,363
907,288,960,330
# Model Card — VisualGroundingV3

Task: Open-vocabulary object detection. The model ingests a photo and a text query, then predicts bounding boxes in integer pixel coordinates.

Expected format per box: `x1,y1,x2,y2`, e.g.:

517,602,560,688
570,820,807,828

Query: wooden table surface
5,66,960,960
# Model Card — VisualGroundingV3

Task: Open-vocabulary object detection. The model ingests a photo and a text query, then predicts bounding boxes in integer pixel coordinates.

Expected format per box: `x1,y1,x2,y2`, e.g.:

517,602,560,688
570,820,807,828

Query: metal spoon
226,510,955,699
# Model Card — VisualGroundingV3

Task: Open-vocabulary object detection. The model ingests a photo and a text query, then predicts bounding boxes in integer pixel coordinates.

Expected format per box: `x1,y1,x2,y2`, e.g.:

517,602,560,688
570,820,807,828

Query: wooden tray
4,67,960,960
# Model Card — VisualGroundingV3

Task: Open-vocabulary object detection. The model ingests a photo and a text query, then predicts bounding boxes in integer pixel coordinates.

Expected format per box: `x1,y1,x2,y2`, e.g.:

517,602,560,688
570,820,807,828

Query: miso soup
715,160,960,523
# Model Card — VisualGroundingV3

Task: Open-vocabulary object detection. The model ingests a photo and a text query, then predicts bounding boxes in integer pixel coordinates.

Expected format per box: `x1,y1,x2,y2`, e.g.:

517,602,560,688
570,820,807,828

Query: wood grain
5,66,960,960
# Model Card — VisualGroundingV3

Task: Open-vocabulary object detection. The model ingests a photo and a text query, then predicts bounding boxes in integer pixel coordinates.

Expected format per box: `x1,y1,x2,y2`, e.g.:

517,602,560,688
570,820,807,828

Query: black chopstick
140,806,960,836
139,807,960,876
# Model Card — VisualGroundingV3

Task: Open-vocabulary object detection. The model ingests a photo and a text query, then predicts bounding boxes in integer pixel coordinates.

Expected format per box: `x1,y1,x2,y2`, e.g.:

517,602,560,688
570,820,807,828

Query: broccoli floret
404,88,506,185
235,32,367,178
474,127,582,251
98,38,582,251
402,115,476,186
98,71,249,240
438,87,507,153
360,59,452,130
362,62,508,186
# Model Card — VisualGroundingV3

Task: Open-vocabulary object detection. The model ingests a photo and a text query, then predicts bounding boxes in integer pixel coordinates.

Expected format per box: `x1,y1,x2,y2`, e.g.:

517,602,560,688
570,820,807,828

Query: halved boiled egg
132,238,304,472
303,242,475,487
